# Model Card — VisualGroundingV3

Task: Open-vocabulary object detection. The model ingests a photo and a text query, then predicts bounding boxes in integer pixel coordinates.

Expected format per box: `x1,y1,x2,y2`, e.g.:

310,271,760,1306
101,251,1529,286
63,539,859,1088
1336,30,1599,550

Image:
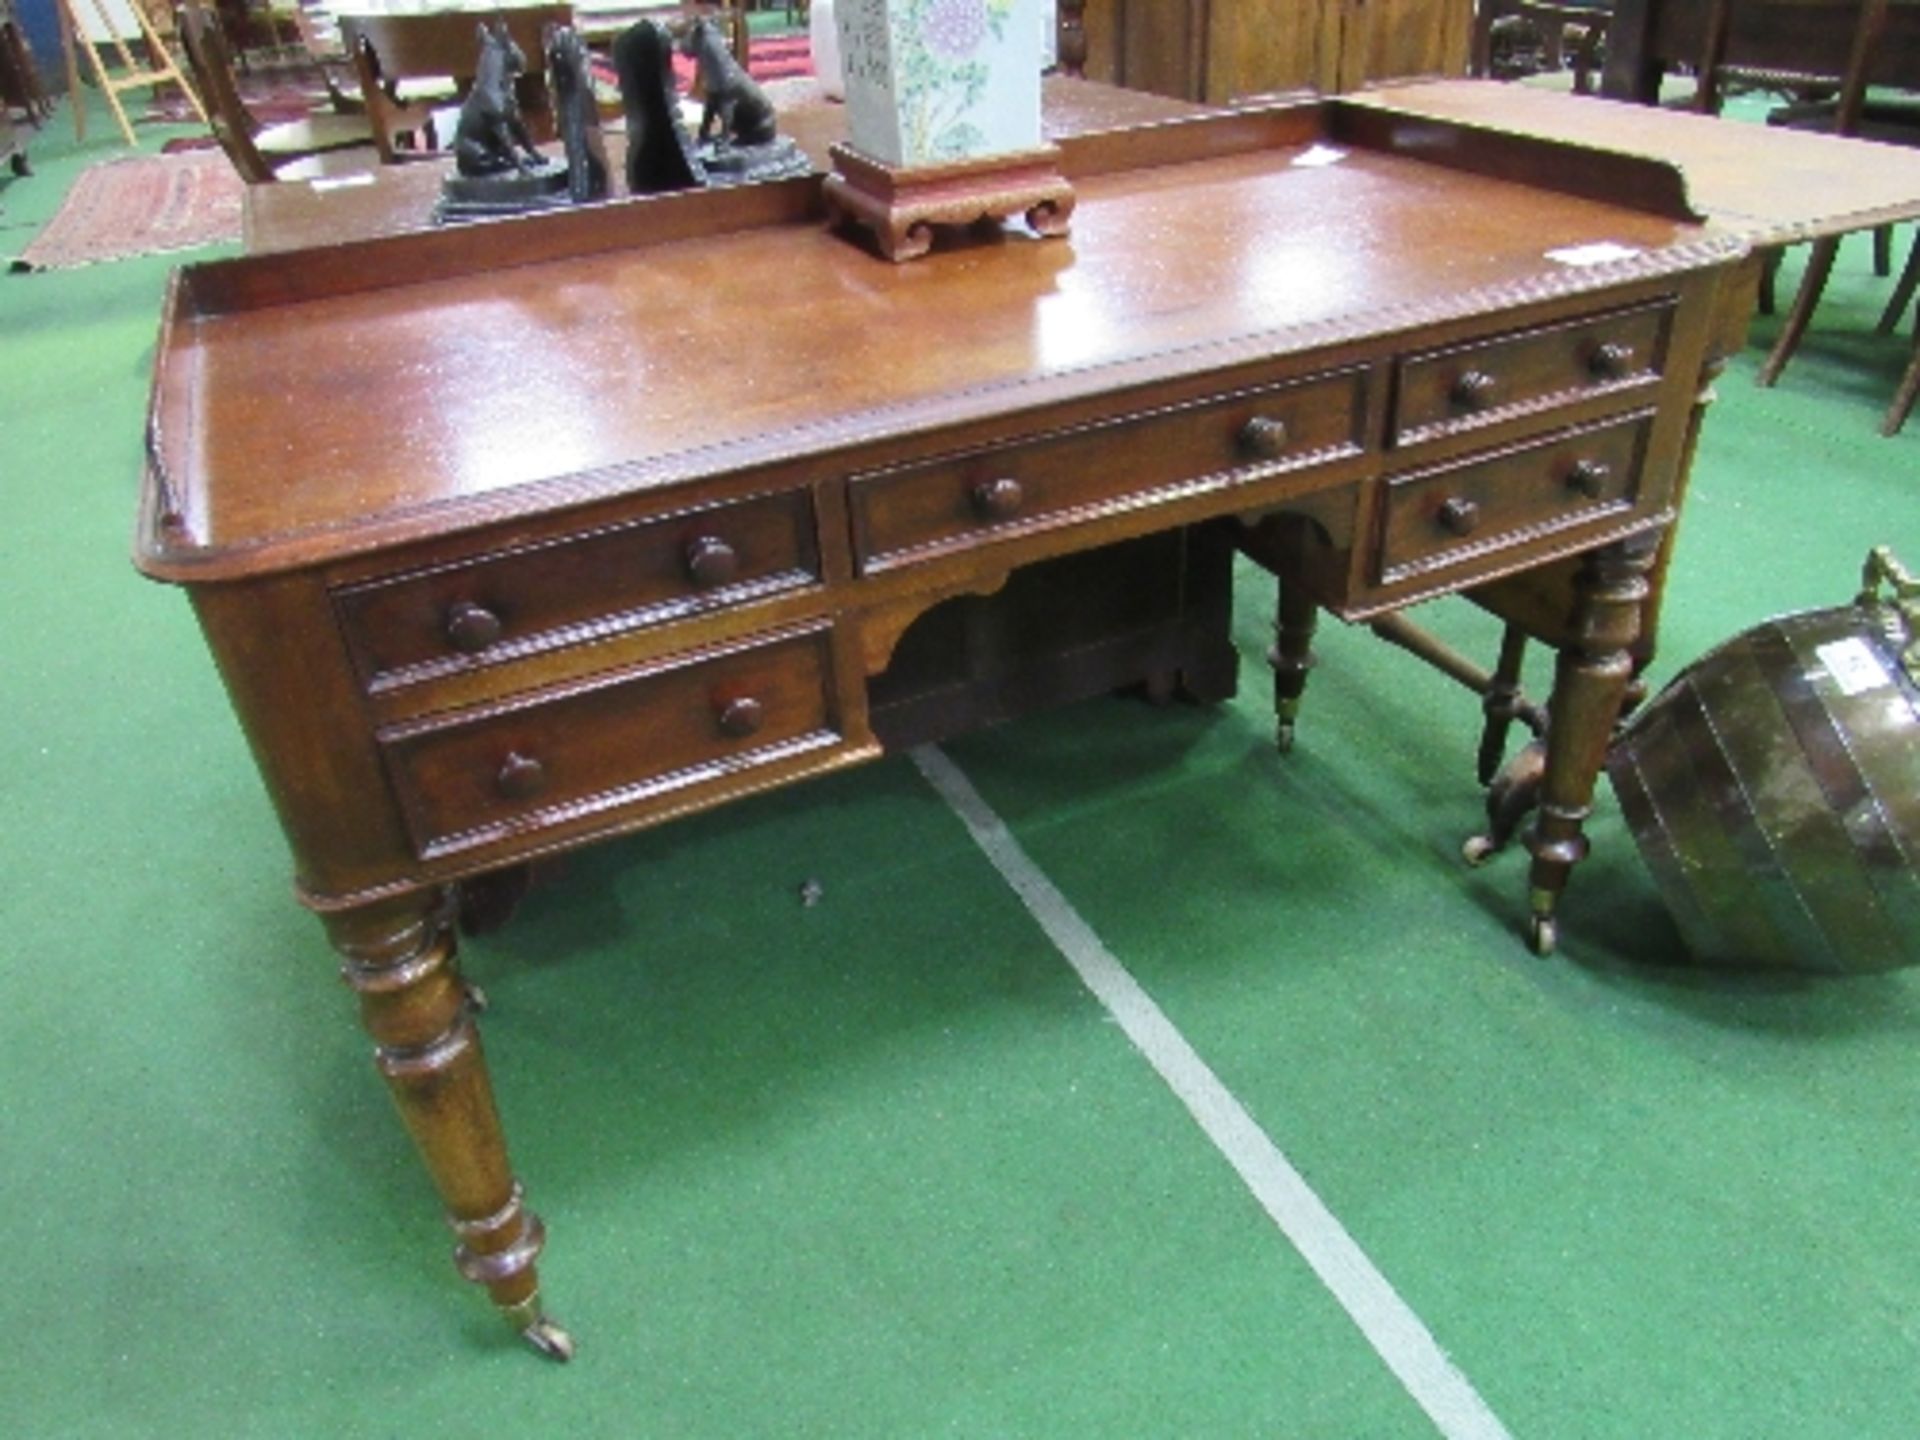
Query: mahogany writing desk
138,98,1749,1356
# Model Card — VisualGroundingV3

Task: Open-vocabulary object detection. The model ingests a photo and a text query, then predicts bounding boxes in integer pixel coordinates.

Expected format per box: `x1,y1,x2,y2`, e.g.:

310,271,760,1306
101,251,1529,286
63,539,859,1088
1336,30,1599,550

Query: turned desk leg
1268,577,1319,753
1522,539,1656,956
326,893,572,1361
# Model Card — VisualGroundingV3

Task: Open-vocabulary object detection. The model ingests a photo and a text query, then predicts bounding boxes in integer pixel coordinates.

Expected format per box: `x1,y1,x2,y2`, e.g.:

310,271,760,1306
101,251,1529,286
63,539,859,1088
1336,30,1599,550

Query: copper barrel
1606,548,1920,971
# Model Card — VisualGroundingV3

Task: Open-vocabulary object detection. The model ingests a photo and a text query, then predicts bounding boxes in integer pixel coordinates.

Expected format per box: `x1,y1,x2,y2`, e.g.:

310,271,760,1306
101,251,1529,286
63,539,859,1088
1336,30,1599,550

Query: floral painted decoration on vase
837,0,1043,168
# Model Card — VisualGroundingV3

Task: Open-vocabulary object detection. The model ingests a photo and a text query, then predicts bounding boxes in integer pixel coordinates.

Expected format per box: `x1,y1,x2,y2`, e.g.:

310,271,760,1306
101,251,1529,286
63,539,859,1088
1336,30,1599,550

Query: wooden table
1367,78,1920,246
1601,0,1920,103
140,94,1778,1358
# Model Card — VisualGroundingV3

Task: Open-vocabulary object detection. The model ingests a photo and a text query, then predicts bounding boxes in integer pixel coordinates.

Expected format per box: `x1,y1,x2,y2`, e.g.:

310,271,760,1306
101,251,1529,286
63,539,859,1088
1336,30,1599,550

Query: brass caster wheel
1461,834,1497,868
522,1317,576,1362
464,981,490,1014
1526,913,1558,957
1275,721,1295,754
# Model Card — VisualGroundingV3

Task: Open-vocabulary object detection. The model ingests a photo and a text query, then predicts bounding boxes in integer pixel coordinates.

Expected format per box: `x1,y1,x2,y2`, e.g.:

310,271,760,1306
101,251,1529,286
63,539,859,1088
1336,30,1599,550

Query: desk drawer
849,368,1367,573
1377,411,1652,585
1392,300,1670,444
335,489,819,691
379,626,841,856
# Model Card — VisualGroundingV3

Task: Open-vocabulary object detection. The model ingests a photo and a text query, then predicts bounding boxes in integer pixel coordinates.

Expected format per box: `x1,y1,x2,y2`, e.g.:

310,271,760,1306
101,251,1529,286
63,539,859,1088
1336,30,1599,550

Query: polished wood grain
1365,78,1920,246
332,485,820,691
148,112,1712,578
1391,300,1672,444
141,95,1776,1354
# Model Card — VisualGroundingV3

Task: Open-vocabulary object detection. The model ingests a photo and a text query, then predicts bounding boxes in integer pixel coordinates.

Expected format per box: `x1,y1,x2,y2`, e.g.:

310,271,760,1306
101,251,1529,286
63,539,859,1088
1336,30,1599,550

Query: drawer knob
1436,497,1481,537
444,600,503,655
1588,342,1636,380
1565,458,1613,498
1450,370,1499,412
684,535,740,590
1239,415,1290,459
716,696,764,739
495,751,546,801
970,477,1024,521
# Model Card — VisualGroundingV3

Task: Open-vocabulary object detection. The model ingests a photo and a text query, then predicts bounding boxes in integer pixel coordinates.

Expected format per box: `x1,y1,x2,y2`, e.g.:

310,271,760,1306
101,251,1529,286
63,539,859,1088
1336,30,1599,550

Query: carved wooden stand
823,143,1076,262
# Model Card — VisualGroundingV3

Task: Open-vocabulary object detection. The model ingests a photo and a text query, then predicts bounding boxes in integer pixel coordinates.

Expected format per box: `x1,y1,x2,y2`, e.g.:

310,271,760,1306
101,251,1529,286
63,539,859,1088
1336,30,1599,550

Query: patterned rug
591,30,814,95
727,32,813,82
10,150,243,272
146,64,335,125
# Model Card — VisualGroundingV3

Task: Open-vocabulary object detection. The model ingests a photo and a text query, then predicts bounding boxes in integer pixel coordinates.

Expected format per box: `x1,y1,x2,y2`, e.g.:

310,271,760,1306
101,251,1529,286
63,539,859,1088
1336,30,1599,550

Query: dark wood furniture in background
0,0,36,188
1065,0,1472,102
141,92,1769,1356
342,4,572,162
1602,0,1920,101
1471,0,1612,91
0,106,20,188
1710,1,1908,390
0,0,51,125
178,0,374,183
1600,0,1920,432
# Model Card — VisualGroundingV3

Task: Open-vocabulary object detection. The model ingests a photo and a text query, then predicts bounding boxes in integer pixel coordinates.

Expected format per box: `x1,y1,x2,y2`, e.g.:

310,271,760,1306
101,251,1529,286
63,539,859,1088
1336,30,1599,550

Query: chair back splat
342,6,574,163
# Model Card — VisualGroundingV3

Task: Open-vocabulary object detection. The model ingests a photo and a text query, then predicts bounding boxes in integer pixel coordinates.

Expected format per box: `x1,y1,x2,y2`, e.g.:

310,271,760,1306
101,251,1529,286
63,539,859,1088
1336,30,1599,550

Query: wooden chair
1472,0,1611,92
177,0,374,183
1687,0,1920,395
286,0,368,116
1883,232,1920,433
341,6,572,164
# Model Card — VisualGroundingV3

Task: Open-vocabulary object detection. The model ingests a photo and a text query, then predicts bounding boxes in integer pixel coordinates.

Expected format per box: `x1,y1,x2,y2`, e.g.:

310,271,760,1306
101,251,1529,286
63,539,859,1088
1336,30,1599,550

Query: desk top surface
142,99,1739,581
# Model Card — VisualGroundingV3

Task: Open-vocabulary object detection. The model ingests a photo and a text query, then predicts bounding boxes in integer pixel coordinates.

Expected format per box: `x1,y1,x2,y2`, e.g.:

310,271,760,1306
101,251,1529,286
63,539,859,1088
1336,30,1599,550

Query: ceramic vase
834,0,1044,169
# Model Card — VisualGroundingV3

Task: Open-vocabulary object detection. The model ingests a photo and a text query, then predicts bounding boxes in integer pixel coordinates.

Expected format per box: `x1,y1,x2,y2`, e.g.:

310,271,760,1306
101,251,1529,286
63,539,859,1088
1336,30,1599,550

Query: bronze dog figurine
453,22,544,177
679,16,774,148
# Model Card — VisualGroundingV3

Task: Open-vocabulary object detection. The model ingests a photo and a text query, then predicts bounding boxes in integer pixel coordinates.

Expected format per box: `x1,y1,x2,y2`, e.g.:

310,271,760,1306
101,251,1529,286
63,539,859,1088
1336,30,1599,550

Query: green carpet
2,87,1918,1438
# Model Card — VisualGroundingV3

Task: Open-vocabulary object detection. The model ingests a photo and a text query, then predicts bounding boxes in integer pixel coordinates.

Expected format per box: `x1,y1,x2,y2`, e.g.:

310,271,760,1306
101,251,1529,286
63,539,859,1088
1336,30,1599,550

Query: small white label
1291,144,1348,169
1544,241,1643,267
1816,637,1891,697
309,173,377,193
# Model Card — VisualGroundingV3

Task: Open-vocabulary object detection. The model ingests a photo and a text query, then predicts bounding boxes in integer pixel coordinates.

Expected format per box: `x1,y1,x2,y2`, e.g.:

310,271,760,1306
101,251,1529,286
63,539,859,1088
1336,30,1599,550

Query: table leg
1268,575,1318,753
325,891,572,1360
1522,537,1657,956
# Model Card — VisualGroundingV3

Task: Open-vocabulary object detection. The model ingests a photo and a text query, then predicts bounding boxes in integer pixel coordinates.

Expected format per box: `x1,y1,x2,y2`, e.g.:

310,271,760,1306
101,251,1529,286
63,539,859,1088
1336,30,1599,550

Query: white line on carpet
912,744,1514,1440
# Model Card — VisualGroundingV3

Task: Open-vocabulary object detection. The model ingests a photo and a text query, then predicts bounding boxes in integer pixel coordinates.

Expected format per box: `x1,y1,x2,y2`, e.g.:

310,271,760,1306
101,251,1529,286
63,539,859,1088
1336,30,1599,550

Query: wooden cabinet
1075,0,1473,101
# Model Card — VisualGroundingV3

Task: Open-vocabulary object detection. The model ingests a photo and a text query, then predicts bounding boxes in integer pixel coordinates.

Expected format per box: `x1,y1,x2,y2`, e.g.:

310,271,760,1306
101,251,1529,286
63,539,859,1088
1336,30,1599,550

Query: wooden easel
57,0,206,146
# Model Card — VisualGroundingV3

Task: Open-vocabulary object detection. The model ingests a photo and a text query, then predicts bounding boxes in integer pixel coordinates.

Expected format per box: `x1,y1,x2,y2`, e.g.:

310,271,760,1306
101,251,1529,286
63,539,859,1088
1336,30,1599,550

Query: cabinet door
1331,0,1472,92
1074,0,1203,99
1206,0,1338,99
1077,0,1469,103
